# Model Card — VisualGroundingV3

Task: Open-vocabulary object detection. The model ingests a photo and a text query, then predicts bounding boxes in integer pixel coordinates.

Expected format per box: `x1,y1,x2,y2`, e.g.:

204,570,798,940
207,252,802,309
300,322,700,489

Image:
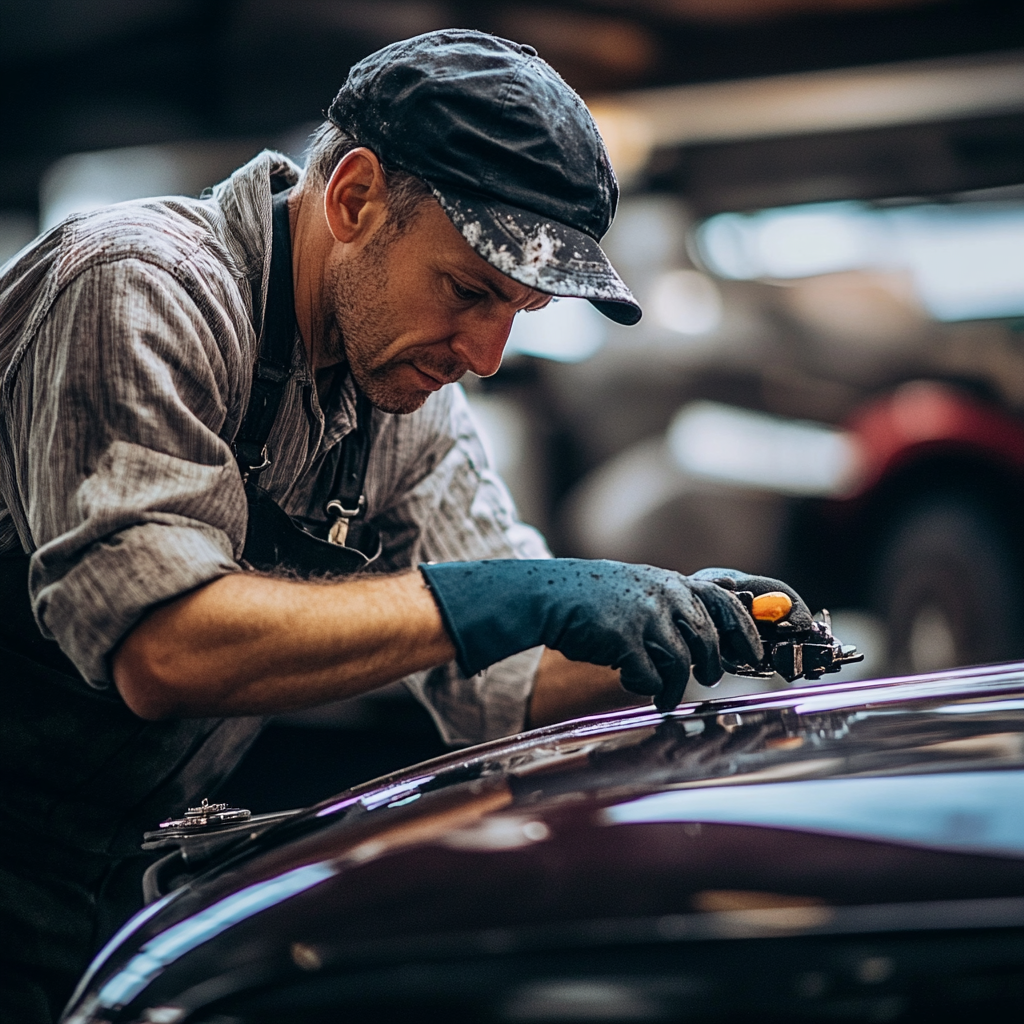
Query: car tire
873,496,1023,675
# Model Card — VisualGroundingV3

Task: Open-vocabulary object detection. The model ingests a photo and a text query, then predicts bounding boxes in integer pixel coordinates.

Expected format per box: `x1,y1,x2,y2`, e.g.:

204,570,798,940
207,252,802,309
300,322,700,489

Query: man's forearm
114,570,650,727
113,570,455,719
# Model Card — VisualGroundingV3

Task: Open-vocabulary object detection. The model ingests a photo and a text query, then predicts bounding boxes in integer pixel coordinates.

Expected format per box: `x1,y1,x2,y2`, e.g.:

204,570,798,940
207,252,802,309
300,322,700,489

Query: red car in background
817,380,1024,673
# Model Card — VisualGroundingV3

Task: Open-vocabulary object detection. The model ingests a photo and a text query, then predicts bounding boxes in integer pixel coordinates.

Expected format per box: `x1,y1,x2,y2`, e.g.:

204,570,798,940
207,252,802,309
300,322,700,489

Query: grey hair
300,120,434,232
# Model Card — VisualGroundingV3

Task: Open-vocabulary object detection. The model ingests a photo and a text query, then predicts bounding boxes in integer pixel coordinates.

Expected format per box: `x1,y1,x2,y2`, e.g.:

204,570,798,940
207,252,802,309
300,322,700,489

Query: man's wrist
528,647,644,728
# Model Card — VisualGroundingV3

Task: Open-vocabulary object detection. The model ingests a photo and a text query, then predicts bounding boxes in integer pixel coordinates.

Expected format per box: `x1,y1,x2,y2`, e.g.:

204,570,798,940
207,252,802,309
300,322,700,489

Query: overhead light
695,199,1024,322
695,202,878,280
892,204,1024,322
667,401,862,496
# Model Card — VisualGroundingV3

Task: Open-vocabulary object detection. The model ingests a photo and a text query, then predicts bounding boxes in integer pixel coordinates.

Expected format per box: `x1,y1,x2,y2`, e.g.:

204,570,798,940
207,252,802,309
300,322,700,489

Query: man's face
323,199,551,414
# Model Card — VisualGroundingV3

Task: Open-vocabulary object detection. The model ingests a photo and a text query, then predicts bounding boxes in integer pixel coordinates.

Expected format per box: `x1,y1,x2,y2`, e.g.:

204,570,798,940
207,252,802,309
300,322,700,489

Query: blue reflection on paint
315,772,438,819
66,890,181,1013
387,793,421,808
602,771,1024,858
97,862,336,1009
360,775,435,811
935,700,1024,714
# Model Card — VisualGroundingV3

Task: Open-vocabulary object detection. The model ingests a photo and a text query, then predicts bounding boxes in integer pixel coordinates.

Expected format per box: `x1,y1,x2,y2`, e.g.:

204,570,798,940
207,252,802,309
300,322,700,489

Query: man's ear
323,148,389,244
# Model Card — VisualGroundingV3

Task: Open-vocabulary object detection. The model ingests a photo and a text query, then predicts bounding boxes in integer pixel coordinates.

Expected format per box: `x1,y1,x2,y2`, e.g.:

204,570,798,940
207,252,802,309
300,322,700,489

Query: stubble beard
321,228,465,415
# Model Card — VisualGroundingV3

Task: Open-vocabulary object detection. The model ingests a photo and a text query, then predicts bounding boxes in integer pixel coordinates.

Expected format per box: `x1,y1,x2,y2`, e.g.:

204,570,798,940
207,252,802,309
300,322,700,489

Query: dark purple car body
64,664,1024,1023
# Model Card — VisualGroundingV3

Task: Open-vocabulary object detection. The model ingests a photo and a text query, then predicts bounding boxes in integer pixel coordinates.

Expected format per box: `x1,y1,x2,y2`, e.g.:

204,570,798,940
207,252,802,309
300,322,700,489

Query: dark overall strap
326,387,374,525
234,188,373,528
232,190,295,485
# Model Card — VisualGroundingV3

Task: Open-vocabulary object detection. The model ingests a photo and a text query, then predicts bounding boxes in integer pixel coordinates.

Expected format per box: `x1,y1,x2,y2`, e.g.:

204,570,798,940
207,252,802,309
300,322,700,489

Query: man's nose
450,315,513,378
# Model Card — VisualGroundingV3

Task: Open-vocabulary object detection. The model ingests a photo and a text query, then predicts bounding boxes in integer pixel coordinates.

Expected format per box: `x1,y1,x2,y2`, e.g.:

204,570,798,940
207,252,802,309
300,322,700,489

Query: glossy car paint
64,663,1024,1022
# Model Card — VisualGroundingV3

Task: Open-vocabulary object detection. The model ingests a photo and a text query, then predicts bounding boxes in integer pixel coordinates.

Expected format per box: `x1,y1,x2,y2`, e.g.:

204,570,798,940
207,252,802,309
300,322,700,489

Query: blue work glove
420,559,768,712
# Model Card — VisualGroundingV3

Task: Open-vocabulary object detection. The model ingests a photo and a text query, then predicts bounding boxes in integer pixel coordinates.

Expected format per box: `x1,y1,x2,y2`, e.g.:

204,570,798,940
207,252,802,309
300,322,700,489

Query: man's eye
451,280,483,302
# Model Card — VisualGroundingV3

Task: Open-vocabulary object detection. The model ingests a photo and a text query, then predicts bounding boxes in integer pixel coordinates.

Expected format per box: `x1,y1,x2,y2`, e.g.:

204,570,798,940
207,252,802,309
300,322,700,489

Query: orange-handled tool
750,591,793,623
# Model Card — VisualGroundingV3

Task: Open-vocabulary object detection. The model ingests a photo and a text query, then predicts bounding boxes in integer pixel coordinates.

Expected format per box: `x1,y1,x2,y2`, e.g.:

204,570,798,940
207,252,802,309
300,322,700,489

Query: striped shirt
0,151,549,745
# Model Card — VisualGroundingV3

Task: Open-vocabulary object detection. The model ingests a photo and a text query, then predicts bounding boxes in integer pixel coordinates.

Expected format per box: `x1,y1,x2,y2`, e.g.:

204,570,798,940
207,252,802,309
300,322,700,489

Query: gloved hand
688,565,815,675
688,568,813,629
420,559,767,712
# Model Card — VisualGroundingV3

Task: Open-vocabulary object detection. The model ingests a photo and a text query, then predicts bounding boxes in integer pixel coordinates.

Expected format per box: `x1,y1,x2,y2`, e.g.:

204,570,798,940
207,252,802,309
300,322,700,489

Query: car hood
65,662,1024,1022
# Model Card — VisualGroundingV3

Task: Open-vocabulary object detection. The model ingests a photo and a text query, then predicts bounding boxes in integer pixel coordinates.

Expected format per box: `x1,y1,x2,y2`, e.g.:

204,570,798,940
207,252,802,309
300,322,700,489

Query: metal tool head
729,592,864,682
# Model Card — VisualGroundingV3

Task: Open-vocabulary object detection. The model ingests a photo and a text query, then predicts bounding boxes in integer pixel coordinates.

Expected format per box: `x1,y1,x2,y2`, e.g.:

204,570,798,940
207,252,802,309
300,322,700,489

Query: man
0,30,810,1023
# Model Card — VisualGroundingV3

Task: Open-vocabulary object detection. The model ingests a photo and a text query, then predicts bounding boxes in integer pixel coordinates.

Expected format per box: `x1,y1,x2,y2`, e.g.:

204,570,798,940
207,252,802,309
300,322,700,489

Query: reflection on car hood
603,770,1024,858
64,662,1024,1023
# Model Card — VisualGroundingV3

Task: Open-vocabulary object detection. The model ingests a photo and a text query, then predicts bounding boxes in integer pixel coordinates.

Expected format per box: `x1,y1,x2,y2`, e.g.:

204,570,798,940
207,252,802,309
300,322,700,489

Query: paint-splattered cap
327,29,641,326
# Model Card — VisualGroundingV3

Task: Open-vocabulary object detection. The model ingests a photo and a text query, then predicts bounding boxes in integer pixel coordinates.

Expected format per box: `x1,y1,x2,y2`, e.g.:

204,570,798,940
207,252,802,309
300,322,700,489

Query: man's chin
356,363,460,415
375,393,432,415
360,378,434,416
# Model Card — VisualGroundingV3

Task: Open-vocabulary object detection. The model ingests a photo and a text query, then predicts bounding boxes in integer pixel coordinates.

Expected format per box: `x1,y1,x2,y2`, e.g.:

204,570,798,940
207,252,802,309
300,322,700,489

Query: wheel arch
783,382,1024,610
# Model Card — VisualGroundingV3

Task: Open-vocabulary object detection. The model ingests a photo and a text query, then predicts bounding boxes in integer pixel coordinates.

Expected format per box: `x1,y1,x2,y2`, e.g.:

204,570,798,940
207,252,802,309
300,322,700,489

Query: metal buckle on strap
325,495,366,546
249,446,272,474
233,442,272,483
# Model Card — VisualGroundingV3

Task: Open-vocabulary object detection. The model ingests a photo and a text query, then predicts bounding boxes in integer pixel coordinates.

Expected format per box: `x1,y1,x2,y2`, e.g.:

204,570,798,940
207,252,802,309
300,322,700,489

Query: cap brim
430,184,642,326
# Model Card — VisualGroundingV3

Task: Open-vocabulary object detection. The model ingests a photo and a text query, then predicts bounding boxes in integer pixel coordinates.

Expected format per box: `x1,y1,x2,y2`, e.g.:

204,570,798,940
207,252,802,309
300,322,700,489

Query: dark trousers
0,825,153,1024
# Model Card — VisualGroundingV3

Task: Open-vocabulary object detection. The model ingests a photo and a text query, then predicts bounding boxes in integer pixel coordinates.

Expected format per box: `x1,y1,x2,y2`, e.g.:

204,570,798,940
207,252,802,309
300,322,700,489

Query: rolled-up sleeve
7,258,250,686
368,384,551,745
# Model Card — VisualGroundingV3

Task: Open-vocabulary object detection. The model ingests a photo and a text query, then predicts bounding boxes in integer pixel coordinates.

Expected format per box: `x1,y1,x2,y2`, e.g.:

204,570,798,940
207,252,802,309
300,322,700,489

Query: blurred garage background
4,0,1024,807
